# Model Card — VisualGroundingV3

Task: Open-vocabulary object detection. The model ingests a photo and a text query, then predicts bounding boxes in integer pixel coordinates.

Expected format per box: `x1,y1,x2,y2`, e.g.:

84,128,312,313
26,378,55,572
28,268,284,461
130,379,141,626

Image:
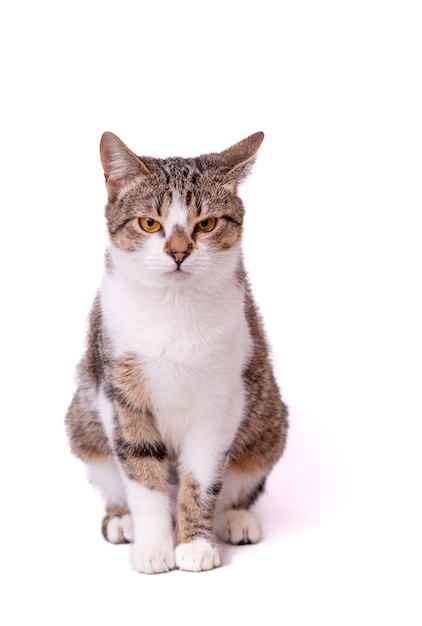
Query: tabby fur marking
65,131,288,574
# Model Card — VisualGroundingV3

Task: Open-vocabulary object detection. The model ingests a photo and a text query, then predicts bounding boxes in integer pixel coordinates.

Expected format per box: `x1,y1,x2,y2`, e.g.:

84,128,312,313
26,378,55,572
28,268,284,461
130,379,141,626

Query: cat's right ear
100,132,149,191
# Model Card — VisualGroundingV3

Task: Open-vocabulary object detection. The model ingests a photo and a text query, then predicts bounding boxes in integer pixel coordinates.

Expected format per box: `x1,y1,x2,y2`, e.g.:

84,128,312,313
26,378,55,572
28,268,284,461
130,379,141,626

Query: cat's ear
217,132,264,190
100,132,149,191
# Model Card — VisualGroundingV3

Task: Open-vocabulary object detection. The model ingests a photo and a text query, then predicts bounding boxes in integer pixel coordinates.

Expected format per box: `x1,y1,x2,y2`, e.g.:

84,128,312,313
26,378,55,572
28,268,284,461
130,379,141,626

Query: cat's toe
102,509,134,544
216,509,263,545
130,542,175,574
175,538,221,572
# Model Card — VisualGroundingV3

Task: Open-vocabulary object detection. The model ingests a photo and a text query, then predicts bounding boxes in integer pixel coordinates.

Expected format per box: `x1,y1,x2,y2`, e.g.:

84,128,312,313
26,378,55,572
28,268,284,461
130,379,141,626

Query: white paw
216,509,263,544
175,538,221,572
106,513,134,544
129,542,175,574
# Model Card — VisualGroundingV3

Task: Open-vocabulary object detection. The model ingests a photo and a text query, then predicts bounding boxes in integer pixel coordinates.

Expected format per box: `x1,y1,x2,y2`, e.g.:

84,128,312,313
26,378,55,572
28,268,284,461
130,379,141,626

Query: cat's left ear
217,132,264,191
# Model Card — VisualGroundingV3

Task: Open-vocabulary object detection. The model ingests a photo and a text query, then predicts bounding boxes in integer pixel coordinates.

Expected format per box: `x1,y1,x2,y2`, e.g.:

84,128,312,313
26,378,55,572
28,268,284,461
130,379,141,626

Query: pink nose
169,249,189,265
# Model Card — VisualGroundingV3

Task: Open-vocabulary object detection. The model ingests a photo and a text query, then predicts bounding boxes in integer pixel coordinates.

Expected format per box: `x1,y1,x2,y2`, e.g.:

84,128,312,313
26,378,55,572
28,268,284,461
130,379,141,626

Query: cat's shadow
244,408,340,544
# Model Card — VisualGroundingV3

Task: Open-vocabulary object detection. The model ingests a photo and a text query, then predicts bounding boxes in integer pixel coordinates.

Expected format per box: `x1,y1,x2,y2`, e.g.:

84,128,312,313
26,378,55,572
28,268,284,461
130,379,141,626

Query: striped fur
65,131,288,573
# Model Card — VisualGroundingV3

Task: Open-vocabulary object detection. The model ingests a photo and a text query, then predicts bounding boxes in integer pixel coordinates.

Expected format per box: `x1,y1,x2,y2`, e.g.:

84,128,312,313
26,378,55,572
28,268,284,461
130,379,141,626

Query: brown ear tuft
100,132,148,190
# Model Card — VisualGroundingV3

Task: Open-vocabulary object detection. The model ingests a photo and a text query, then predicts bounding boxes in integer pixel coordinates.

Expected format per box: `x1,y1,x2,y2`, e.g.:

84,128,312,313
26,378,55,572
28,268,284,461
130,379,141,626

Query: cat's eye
195,218,217,233
139,217,162,233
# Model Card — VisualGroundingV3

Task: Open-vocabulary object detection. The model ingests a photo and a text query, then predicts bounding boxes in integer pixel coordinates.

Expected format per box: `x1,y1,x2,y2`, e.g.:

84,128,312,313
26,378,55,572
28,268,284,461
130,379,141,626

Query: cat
65,131,288,574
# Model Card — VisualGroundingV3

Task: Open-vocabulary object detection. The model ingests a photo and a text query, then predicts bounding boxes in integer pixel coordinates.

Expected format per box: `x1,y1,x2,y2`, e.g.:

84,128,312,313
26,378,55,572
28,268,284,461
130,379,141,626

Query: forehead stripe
165,194,189,233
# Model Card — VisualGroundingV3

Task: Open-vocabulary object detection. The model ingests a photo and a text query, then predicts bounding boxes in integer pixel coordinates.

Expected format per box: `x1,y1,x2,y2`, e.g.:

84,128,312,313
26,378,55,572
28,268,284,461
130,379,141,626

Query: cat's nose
169,249,190,266
165,228,193,267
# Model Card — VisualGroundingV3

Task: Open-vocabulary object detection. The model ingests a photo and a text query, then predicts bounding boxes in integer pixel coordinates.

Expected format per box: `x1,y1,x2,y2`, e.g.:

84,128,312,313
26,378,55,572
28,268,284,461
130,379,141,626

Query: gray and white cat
66,131,288,573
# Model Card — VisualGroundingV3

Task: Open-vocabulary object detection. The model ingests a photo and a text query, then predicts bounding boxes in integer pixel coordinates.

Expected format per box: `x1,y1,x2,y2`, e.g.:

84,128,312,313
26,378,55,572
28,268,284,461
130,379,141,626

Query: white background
1,1,421,624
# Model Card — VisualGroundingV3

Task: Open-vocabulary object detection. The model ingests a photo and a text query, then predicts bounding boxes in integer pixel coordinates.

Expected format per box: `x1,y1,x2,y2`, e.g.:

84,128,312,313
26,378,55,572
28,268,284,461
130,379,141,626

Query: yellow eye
195,218,217,233
139,217,162,233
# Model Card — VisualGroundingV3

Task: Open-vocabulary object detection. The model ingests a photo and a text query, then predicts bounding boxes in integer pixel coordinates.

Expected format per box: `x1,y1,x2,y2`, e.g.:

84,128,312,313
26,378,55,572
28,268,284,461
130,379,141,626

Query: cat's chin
159,268,192,284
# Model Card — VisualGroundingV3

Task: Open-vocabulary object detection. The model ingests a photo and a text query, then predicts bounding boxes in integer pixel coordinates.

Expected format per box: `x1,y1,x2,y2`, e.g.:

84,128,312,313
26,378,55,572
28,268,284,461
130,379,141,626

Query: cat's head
100,131,264,289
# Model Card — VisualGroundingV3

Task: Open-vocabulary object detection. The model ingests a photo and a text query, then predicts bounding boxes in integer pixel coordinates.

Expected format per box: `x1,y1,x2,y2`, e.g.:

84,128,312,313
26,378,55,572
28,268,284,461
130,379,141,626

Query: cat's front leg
175,466,223,572
123,476,174,574
115,431,174,574
106,359,175,574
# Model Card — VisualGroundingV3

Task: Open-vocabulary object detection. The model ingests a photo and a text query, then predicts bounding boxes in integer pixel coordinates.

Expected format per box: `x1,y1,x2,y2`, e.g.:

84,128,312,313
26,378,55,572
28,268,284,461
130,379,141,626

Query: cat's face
100,132,264,288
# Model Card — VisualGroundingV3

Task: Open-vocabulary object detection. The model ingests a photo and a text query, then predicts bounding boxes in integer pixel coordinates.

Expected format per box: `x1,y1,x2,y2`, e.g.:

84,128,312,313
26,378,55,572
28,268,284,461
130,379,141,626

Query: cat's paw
216,509,263,545
175,538,221,572
102,509,134,544
129,542,175,574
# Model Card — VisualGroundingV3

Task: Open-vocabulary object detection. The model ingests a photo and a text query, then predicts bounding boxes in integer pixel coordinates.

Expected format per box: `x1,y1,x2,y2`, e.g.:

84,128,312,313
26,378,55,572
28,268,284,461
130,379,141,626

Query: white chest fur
99,254,252,455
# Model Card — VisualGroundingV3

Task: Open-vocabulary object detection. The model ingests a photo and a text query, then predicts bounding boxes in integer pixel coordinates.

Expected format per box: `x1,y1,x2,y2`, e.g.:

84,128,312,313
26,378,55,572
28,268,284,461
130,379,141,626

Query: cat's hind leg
216,468,266,545
86,458,133,544
66,388,133,544
217,508,263,545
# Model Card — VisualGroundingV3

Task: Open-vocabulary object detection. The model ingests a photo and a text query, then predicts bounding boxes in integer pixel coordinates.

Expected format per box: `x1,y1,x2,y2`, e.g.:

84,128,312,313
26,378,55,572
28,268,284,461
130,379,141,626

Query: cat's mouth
168,266,190,278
